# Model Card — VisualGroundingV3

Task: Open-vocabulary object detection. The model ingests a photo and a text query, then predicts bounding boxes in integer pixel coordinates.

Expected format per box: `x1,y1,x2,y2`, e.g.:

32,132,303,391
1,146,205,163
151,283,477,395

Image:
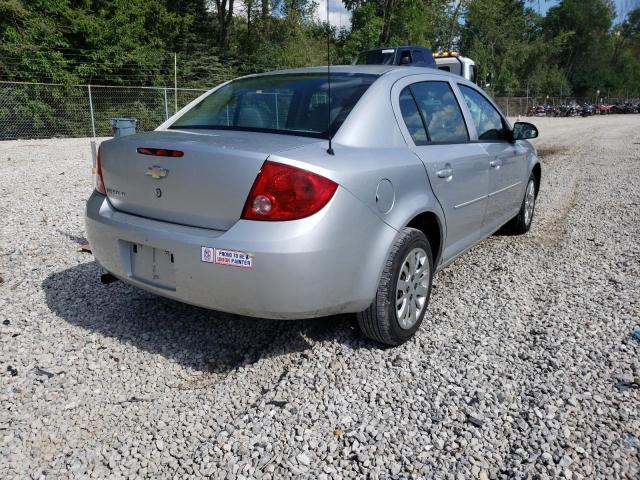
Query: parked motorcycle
560,104,579,117
544,104,560,117
581,104,596,117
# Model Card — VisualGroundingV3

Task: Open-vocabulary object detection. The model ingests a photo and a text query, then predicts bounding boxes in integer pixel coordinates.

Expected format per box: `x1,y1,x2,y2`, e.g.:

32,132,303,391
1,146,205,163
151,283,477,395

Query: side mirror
512,122,538,141
485,72,493,87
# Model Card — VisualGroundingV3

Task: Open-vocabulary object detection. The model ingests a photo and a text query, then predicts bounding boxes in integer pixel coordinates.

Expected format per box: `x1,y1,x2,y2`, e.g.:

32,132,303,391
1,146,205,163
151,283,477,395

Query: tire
506,174,537,235
357,228,434,346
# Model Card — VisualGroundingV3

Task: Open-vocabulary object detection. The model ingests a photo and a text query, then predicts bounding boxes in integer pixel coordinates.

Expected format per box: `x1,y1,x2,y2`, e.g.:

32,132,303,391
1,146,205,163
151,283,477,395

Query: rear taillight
241,161,338,221
94,146,106,194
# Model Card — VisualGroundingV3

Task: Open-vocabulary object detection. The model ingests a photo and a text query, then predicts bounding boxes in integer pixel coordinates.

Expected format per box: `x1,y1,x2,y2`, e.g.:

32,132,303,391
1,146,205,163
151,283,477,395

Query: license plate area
128,242,176,290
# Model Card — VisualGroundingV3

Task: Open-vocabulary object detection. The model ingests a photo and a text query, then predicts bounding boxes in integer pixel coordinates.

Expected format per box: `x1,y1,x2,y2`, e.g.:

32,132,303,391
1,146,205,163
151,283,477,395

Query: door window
399,50,412,65
410,82,469,143
458,85,509,141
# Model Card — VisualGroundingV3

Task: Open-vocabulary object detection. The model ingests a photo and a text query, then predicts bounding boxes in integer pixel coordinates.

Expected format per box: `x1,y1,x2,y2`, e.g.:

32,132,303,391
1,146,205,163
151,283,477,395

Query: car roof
248,65,399,77
245,64,466,82
221,65,482,98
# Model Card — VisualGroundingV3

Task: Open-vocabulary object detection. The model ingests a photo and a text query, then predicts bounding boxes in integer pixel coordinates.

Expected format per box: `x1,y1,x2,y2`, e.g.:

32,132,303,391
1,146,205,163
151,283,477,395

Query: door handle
489,159,502,169
436,166,453,178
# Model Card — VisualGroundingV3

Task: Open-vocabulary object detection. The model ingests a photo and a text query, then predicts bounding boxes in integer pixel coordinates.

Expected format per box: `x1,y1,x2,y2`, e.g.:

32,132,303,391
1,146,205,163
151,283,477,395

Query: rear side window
412,50,426,64
399,89,428,144
458,85,509,141
170,73,377,138
402,81,469,143
355,49,395,65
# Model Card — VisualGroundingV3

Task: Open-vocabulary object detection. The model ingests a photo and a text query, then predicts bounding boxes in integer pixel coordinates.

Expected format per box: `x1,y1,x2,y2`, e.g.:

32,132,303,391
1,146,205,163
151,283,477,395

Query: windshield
354,50,396,65
169,73,377,138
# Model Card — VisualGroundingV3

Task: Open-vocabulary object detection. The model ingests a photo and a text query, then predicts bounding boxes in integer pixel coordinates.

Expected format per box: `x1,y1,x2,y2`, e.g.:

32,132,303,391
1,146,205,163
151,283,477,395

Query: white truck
433,51,478,84
353,46,480,85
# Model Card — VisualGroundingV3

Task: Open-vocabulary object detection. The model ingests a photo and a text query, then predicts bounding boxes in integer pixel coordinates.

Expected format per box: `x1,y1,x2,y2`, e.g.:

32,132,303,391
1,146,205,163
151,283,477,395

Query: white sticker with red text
201,247,254,268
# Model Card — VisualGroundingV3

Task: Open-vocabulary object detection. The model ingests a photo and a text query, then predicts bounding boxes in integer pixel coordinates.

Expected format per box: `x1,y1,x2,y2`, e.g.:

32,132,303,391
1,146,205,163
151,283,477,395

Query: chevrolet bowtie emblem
146,166,169,179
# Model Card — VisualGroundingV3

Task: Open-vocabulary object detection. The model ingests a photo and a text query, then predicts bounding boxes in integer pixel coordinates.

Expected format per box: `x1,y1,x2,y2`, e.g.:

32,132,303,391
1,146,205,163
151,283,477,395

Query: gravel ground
1,116,639,479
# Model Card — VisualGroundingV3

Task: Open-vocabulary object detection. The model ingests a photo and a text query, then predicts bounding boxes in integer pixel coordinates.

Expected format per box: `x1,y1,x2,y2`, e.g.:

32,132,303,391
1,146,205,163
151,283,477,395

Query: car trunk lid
99,129,321,230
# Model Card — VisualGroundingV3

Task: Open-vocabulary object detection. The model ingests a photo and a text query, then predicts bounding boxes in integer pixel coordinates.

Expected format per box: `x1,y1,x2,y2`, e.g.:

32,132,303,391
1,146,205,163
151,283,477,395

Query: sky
316,0,351,29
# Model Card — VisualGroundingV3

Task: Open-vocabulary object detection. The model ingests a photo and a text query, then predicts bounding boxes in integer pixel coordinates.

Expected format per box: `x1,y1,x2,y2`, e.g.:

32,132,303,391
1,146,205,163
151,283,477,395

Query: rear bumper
85,189,397,319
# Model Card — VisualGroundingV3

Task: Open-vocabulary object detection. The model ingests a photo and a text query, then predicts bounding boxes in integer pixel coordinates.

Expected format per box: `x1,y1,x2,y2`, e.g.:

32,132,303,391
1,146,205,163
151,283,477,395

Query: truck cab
353,46,437,69
432,51,478,85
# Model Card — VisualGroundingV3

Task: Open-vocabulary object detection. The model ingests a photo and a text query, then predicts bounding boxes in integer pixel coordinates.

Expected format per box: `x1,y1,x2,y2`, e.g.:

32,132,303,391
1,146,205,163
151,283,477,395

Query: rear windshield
169,73,377,138
355,50,395,65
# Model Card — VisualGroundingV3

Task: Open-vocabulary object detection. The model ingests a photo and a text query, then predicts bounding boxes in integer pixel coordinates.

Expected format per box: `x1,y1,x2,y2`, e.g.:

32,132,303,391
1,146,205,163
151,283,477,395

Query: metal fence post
174,53,178,114
164,88,169,120
88,85,97,139
88,85,98,167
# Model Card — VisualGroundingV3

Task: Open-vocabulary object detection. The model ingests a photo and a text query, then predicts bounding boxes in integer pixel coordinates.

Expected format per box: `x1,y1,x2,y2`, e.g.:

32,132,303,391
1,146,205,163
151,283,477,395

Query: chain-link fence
0,81,208,140
1,81,638,140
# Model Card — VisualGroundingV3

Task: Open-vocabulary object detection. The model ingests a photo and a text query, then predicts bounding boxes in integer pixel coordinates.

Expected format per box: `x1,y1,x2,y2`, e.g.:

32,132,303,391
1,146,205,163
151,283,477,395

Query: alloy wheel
396,247,430,330
524,179,536,226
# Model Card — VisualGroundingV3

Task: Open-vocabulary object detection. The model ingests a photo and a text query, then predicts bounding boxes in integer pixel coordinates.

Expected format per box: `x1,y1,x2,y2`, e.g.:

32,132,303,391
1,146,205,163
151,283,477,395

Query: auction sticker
201,247,254,268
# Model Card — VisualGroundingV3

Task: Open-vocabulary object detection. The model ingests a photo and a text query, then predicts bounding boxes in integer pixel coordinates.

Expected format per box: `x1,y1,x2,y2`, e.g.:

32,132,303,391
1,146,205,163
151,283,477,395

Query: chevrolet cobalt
86,66,540,346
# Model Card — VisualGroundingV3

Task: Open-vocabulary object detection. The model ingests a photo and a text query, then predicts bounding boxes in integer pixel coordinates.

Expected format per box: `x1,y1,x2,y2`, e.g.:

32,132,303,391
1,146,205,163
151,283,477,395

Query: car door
393,78,491,263
457,84,528,227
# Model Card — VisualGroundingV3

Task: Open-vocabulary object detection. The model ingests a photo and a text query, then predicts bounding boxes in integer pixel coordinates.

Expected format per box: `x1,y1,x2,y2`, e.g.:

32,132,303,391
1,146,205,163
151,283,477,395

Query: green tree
1,0,640,101
544,0,616,95
461,0,534,95
342,0,450,56
0,0,76,82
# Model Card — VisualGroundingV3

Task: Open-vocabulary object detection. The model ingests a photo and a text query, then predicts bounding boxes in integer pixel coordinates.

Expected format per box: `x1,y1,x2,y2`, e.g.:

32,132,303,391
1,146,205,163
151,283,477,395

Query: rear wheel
506,174,537,235
357,228,434,346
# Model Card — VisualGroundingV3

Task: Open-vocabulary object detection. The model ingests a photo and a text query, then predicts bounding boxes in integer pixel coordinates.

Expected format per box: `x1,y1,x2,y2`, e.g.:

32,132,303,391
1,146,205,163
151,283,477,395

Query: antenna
326,0,334,155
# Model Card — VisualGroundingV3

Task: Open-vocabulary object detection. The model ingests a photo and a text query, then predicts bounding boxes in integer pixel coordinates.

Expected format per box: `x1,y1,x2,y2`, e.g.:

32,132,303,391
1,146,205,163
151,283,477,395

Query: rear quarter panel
268,143,444,236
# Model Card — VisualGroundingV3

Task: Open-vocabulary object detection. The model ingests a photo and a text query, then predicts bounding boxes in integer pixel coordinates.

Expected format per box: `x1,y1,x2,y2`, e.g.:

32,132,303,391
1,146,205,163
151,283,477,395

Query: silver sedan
86,65,540,346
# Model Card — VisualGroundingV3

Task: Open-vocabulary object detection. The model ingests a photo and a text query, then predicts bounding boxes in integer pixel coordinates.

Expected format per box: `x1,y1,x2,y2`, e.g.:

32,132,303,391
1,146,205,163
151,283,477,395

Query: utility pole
174,53,178,114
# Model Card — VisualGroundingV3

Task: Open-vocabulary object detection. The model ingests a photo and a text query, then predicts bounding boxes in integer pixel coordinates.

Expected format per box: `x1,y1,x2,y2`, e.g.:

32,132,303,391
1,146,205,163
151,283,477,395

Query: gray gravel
1,116,639,479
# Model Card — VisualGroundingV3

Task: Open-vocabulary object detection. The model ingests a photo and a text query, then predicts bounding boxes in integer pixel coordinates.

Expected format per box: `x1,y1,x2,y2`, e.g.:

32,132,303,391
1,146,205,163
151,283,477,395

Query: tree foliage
1,0,639,97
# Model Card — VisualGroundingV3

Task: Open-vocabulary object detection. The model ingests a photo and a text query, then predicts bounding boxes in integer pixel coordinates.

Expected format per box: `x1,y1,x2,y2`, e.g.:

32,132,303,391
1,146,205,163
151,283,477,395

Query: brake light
137,147,184,157
241,161,338,221
94,146,106,194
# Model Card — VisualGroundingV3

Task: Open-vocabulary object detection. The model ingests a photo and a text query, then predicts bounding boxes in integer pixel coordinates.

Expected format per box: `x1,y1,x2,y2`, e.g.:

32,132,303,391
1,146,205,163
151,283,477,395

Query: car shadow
42,261,375,374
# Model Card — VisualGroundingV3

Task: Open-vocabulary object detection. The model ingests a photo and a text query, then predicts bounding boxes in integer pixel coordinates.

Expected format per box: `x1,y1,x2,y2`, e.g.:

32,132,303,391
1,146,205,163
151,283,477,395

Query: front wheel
357,228,434,346
506,175,537,235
